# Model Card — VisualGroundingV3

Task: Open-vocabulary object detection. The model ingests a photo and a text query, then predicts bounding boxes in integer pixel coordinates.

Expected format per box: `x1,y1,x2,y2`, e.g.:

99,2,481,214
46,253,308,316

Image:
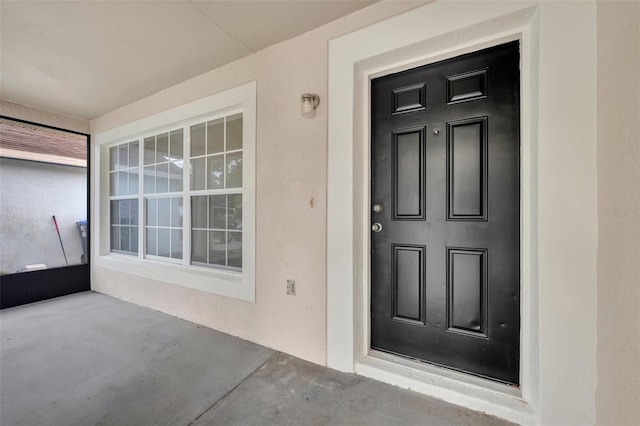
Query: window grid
189,114,243,192
109,141,139,256
145,196,183,261
143,130,184,195
190,194,242,270
189,113,243,270
109,141,139,196
108,112,243,272
109,199,138,256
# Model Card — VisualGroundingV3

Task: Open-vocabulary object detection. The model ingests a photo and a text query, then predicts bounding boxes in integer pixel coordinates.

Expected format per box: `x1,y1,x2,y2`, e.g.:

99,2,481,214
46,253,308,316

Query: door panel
447,248,487,336
447,117,487,220
392,244,425,324
393,128,425,219
370,41,520,384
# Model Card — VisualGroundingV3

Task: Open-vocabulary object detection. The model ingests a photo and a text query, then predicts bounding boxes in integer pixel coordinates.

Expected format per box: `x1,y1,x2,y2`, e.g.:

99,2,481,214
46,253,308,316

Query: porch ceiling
0,0,375,120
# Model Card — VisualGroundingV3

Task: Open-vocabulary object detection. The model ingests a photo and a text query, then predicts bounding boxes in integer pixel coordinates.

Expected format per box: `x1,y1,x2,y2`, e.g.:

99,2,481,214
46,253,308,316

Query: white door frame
327,2,541,424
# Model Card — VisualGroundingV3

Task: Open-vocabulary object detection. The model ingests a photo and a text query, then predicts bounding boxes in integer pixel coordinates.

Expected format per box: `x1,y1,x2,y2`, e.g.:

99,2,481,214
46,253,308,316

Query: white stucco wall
0,158,87,273
90,1,426,366
326,1,599,424
596,1,640,425
88,1,638,425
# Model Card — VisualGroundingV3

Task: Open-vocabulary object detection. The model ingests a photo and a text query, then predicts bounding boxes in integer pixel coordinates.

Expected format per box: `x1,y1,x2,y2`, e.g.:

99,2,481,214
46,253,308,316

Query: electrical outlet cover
286,279,296,295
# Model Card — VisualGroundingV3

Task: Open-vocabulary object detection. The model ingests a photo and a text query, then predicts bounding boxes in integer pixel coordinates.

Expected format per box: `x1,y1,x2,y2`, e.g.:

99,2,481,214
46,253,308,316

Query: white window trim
93,81,256,302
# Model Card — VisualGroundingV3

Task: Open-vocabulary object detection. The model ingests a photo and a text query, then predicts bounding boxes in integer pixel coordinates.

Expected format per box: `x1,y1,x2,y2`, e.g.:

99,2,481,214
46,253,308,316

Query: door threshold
355,350,535,425
370,349,521,394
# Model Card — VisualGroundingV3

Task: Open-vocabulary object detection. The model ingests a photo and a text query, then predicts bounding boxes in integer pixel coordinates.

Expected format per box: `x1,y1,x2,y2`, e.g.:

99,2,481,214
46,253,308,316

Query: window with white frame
108,140,139,256
190,113,243,270
107,114,245,271
142,129,184,262
97,82,256,301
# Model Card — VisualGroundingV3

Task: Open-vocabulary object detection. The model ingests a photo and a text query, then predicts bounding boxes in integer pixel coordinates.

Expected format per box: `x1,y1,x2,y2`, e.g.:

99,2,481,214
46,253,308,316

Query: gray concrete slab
0,292,274,426
193,353,514,426
1,292,515,426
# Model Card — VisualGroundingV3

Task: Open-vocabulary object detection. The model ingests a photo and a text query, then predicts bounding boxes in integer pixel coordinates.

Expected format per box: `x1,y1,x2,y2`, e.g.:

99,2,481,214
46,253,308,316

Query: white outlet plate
287,279,296,295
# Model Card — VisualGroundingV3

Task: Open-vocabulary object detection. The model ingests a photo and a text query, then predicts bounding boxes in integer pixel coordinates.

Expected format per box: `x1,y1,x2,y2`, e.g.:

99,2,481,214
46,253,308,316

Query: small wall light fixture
301,93,320,118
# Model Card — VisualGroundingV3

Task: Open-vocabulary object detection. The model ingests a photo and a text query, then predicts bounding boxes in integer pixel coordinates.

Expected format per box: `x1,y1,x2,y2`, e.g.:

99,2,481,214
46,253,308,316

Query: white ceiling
0,0,375,120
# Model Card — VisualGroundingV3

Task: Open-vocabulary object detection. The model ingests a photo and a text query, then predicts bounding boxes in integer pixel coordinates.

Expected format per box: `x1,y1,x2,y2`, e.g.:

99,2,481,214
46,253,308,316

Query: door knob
372,223,383,233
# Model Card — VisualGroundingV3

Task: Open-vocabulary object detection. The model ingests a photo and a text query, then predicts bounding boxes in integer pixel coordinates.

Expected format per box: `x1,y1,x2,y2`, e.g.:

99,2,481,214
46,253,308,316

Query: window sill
94,252,253,302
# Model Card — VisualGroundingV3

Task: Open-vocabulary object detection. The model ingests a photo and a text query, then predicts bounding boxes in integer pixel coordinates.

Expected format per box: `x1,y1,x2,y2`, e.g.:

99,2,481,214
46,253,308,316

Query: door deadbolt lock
373,204,382,213
371,223,383,233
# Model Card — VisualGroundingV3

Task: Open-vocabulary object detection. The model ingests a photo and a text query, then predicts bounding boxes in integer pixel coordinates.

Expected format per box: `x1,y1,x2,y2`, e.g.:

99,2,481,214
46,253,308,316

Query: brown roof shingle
0,118,86,161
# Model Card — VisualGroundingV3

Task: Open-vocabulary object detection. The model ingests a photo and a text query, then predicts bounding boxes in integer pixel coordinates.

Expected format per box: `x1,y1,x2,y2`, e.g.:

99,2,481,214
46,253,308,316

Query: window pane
226,114,243,151
169,161,183,192
209,231,226,266
191,196,207,229
158,228,170,258
190,158,205,190
226,153,242,188
207,118,224,154
120,227,130,253
207,155,224,189
209,195,226,230
108,112,249,267
131,227,138,253
156,163,169,193
170,129,183,160
111,226,120,251
129,141,139,168
228,232,242,268
109,172,116,196
171,229,182,259
118,144,128,169
120,200,130,225
191,123,206,157
158,197,170,227
118,171,128,196
146,228,157,256
191,230,207,263
156,133,169,163
228,194,242,230
146,198,157,226
109,146,117,171
110,201,120,225
131,200,139,226
144,165,155,194
144,136,155,165
128,169,139,195
171,197,183,227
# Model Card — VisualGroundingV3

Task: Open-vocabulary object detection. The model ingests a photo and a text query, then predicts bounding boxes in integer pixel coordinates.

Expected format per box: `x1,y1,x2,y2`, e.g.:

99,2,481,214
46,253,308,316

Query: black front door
370,41,520,384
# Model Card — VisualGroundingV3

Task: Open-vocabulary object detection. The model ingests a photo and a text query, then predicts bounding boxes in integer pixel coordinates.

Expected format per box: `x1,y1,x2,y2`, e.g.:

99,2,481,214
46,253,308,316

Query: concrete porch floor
0,292,514,426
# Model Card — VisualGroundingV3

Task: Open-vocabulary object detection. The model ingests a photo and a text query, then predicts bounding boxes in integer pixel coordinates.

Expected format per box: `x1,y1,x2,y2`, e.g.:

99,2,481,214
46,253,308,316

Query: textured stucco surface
328,1,599,424
536,3,598,424
90,1,426,366
596,1,640,425
0,157,87,273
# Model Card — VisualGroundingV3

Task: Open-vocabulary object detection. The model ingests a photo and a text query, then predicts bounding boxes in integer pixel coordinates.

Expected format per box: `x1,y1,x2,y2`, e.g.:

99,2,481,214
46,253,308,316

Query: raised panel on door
447,248,488,337
392,245,425,325
393,128,426,220
447,117,487,221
